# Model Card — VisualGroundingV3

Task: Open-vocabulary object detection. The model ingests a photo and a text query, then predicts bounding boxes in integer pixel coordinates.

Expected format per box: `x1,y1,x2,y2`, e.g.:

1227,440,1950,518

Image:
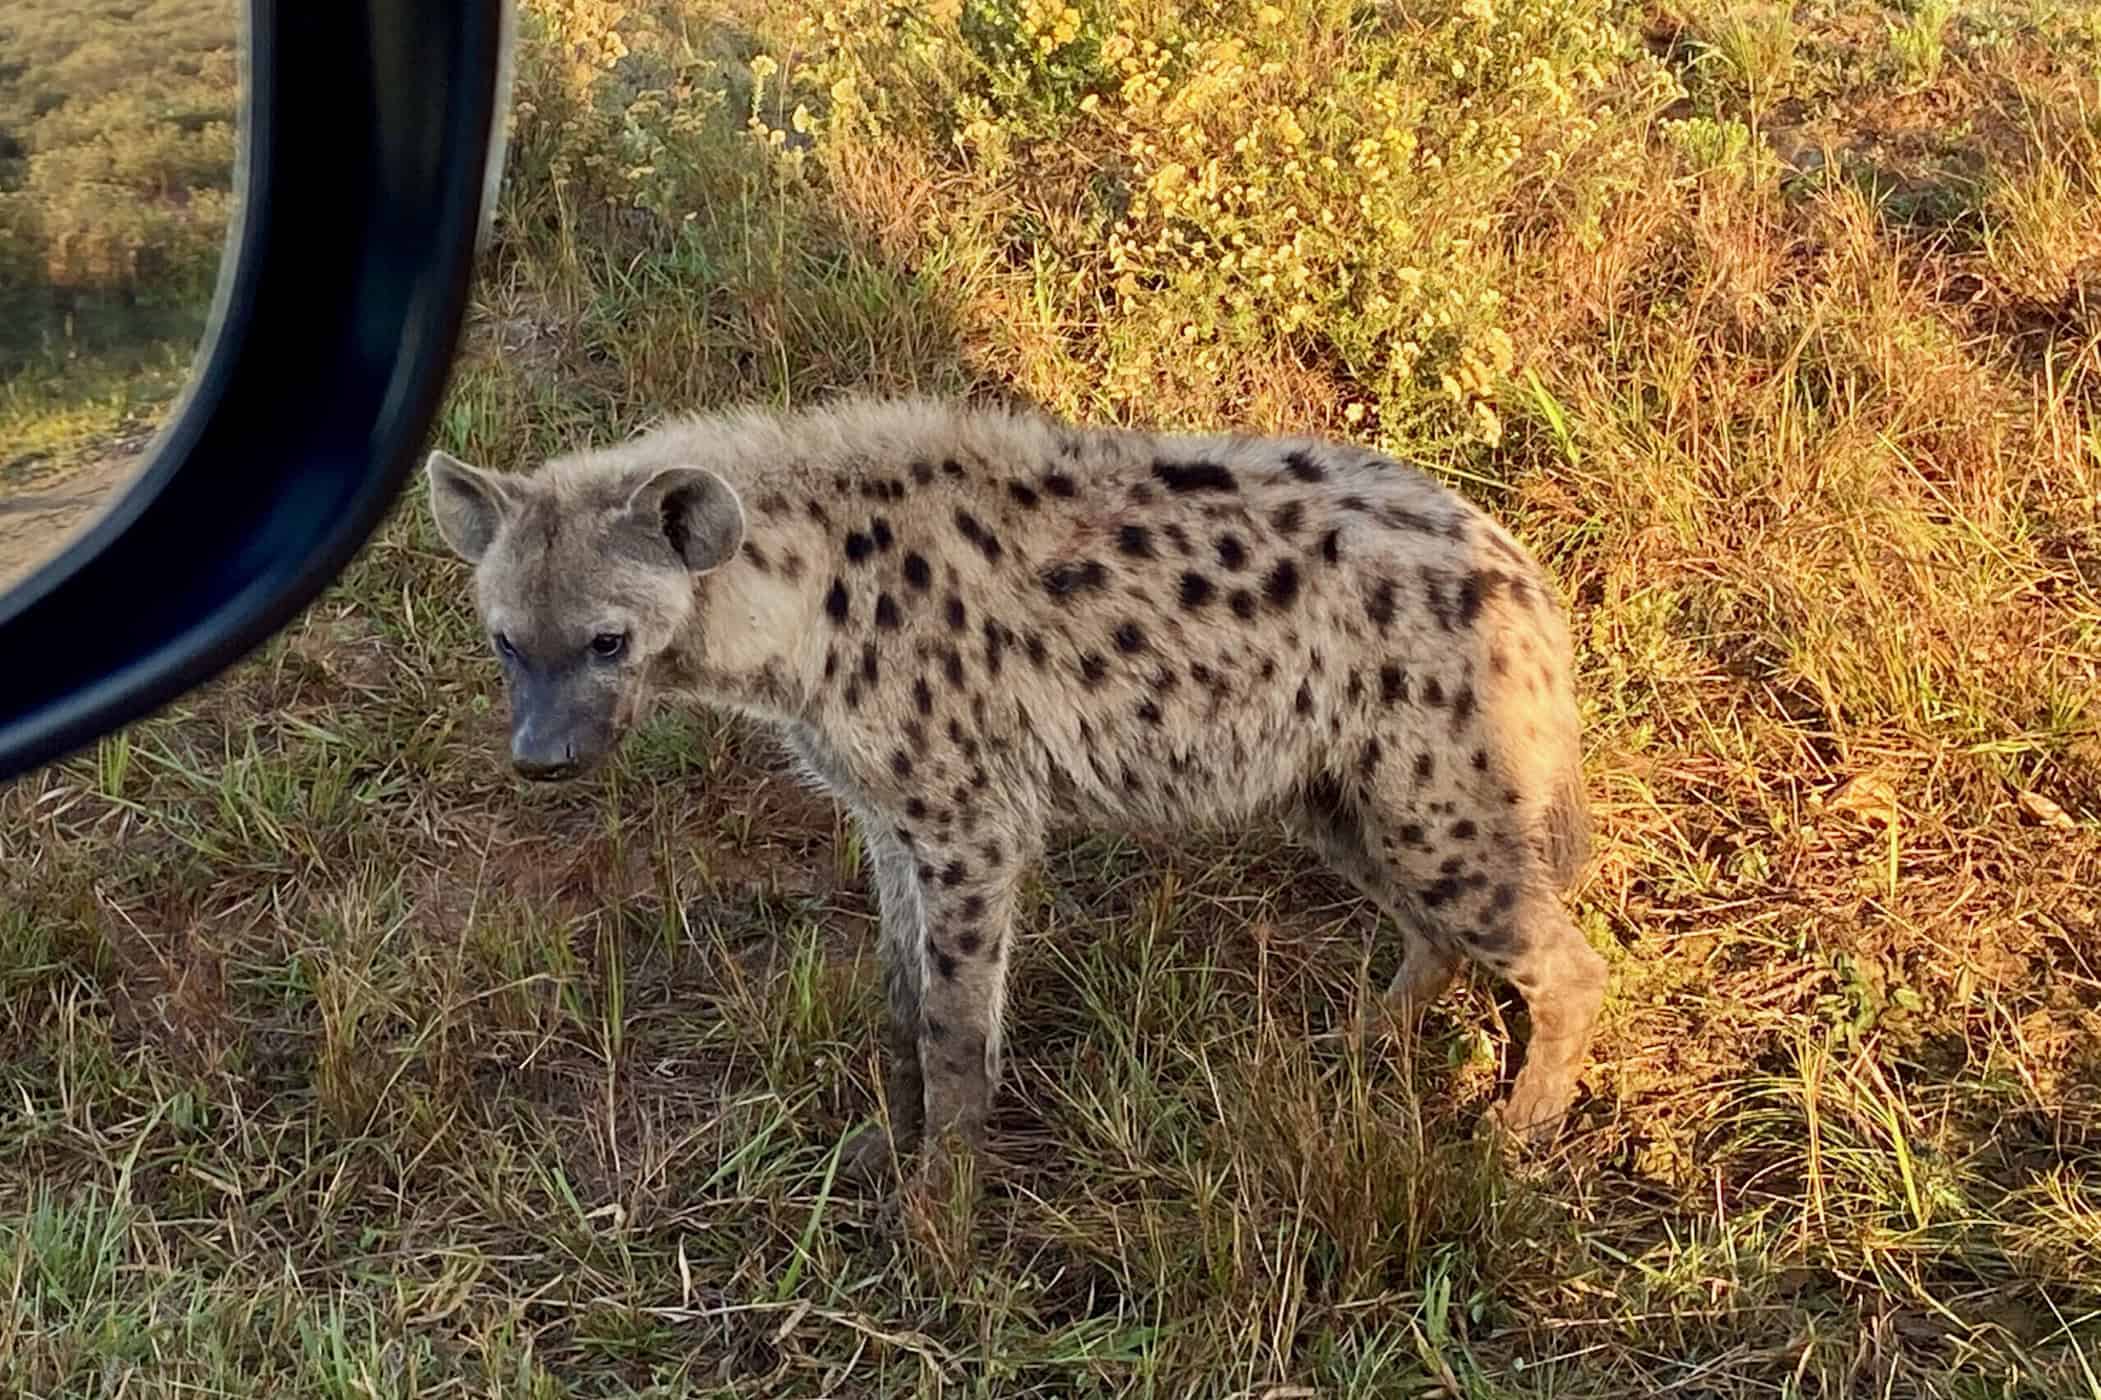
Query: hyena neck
661,511,832,724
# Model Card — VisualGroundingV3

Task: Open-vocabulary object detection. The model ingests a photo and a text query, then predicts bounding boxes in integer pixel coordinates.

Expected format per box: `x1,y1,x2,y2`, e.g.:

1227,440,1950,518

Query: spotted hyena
425,395,1607,1183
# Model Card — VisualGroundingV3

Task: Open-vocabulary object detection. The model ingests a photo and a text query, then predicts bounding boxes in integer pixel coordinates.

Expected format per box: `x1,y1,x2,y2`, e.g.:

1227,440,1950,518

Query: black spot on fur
876,594,902,629
1025,632,1049,668
911,460,935,485
981,839,1001,867
1472,748,1489,771
1009,481,1041,509
824,579,850,625
1379,663,1408,706
1450,684,1476,731
956,929,982,955
1114,621,1147,654
1229,589,1257,621
1490,883,1517,913
1043,472,1078,498
1129,483,1156,506
1136,699,1163,726
1153,460,1237,493
1215,534,1248,570
943,647,966,688
983,620,1007,676
872,518,894,551
1421,877,1462,908
954,510,1003,564
1382,503,1444,534
806,499,832,527
903,553,932,590
1452,819,1477,840
823,649,838,682
929,939,958,980
945,595,967,630
1263,559,1301,609
1398,822,1425,846
940,861,966,887
1358,738,1382,778
1270,501,1305,536
942,458,964,479
1415,752,1434,780
1078,652,1108,687
1043,560,1109,597
1117,524,1154,559
1295,681,1314,716
843,680,861,709
860,643,879,685
742,541,769,572
1319,528,1341,565
913,678,934,717
1422,568,1455,631
1283,450,1325,483
960,894,986,921
844,530,875,563
906,797,927,820
1423,676,1445,706
891,750,913,778
1179,572,1215,610
1457,570,1496,626
1366,576,1396,630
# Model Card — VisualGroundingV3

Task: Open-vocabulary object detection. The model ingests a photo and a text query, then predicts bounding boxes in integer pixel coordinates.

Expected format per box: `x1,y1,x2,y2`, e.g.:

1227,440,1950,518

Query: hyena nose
514,755,579,782
511,733,579,782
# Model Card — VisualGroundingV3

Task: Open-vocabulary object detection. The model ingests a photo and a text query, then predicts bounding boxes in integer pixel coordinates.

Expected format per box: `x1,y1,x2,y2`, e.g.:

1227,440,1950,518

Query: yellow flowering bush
508,0,1671,457
759,0,1652,447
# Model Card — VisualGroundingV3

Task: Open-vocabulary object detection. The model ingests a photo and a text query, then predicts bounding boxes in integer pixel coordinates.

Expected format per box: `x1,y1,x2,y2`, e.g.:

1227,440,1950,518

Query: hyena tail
1541,766,1591,892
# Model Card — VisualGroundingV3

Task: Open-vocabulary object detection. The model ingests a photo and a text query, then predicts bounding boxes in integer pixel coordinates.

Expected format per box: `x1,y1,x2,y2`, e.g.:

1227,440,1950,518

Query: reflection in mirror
0,0,243,594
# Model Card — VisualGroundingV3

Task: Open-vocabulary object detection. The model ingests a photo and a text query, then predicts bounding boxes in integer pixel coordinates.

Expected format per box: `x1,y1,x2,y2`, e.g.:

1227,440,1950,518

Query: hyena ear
425,449,518,563
622,466,745,575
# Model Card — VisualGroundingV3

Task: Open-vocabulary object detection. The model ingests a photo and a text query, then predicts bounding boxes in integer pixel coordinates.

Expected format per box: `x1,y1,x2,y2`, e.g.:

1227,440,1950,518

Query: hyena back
426,395,1607,1178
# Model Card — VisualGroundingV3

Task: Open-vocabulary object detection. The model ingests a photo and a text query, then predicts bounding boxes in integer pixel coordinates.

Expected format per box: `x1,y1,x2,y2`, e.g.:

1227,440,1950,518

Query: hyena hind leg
1289,788,1462,1046
1347,782,1607,1141
1482,893,1607,1140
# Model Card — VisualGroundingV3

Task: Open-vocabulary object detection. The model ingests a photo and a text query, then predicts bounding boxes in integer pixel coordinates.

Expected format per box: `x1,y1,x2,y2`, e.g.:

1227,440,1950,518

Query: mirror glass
0,0,244,594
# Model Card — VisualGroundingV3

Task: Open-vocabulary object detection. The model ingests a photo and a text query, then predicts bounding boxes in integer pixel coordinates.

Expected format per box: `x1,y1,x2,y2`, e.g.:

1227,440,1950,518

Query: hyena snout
507,677,622,781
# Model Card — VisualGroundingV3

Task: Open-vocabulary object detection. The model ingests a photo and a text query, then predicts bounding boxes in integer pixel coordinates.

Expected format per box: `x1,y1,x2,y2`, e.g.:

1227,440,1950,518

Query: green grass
3,0,2100,1394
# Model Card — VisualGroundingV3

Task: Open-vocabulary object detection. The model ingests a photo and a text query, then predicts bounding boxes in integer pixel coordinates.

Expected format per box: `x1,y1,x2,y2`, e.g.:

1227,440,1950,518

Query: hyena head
424,448,744,781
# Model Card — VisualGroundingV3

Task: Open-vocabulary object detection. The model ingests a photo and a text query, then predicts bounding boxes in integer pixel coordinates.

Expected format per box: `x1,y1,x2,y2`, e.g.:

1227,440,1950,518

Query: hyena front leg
842,814,930,1184
905,818,1038,1169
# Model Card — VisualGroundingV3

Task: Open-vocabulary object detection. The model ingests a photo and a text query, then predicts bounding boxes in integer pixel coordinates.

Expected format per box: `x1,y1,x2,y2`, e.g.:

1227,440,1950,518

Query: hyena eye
590,631,629,660
493,631,519,661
